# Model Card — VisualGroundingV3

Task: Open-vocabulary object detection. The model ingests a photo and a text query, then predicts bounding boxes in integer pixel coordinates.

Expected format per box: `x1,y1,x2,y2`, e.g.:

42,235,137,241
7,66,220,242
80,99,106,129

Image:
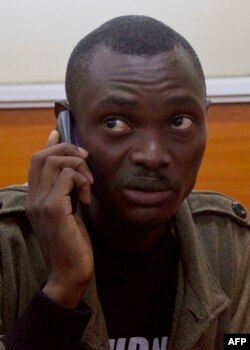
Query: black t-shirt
94,229,179,350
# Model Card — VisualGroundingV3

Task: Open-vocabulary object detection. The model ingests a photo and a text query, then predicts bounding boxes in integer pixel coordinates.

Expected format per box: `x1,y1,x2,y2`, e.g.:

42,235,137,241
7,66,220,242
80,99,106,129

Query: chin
121,204,179,227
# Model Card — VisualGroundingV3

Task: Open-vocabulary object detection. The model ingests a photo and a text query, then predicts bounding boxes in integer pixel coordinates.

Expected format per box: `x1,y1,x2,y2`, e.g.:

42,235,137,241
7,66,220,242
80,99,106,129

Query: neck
83,205,170,254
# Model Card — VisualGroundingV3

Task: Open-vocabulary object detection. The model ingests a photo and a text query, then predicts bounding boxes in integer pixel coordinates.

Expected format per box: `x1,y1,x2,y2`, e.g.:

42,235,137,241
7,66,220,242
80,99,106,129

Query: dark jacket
0,185,249,350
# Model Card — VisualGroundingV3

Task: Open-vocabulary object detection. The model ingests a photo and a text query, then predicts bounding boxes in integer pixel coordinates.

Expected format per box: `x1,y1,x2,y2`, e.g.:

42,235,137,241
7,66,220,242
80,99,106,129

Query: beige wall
1,0,250,84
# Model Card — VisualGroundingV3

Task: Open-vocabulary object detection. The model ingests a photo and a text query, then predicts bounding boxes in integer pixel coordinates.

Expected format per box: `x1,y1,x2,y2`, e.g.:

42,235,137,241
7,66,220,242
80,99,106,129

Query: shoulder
186,192,250,311
0,184,45,272
0,187,47,314
187,190,249,227
185,191,249,277
185,191,249,257
186,191,249,272
0,184,27,216
0,185,29,243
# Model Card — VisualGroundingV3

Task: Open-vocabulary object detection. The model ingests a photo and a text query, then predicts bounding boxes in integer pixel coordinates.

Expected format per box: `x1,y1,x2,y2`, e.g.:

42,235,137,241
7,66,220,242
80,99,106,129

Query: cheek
187,139,206,167
194,129,207,167
83,132,133,183
82,134,114,179
178,133,207,188
169,128,206,167
88,152,113,183
87,146,126,192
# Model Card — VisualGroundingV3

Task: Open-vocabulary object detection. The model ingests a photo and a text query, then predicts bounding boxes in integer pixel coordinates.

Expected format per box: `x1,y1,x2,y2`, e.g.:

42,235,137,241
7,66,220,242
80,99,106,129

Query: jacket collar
169,199,230,350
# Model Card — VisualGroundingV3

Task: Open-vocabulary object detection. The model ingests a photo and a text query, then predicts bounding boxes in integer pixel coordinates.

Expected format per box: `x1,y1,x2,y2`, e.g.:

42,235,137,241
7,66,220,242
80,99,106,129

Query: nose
129,133,171,170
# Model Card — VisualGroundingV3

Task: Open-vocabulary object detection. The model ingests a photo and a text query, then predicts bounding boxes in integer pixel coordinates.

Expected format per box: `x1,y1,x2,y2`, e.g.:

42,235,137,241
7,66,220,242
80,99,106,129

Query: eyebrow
163,95,202,107
96,96,139,108
95,94,203,110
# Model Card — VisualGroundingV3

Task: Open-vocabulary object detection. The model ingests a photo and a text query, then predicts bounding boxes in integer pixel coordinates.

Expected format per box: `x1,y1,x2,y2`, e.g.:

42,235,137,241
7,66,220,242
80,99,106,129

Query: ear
54,100,70,119
206,99,212,112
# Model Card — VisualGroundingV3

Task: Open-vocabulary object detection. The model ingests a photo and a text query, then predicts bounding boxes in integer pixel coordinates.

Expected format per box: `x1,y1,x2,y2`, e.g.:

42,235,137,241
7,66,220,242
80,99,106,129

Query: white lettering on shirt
152,337,168,350
109,337,168,350
128,337,149,349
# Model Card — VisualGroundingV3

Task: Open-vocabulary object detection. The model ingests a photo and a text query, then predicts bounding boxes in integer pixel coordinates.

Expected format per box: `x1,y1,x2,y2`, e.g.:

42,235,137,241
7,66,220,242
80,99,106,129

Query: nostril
129,134,172,170
130,146,171,170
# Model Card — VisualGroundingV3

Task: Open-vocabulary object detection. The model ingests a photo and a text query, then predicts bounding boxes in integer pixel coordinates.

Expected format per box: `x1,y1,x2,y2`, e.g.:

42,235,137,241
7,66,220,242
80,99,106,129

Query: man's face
74,45,207,226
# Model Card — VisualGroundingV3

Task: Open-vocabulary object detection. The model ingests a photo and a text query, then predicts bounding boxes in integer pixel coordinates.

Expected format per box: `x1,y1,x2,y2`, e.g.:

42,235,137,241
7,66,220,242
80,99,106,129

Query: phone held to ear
56,105,96,211
56,109,79,145
56,109,81,212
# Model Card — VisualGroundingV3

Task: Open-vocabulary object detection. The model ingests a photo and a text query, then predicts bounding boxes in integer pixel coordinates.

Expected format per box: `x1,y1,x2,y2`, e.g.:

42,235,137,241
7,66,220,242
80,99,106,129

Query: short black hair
66,15,205,111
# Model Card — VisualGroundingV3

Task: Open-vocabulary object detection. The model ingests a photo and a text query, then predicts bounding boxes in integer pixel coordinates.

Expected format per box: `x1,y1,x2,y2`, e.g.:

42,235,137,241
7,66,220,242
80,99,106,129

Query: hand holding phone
25,103,94,308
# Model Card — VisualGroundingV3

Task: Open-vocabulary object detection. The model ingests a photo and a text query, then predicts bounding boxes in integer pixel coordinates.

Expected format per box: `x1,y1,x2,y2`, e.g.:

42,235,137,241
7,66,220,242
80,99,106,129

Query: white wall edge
0,77,250,109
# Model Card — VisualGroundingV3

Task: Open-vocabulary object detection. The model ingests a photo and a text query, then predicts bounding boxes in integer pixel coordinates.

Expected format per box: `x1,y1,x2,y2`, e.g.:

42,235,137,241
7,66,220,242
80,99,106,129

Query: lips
125,177,170,191
123,177,173,206
123,188,172,206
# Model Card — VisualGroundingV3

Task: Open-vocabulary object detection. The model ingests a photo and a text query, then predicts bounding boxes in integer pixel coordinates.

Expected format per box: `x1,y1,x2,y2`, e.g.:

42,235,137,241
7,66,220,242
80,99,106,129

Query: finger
46,130,88,158
46,130,60,148
50,168,92,207
36,156,93,201
27,143,90,197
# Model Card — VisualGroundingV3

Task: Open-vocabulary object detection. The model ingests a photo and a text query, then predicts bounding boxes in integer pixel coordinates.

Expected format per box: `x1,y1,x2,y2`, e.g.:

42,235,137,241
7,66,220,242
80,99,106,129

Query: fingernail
47,130,59,146
88,171,94,184
77,147,88,157
48,130,59,140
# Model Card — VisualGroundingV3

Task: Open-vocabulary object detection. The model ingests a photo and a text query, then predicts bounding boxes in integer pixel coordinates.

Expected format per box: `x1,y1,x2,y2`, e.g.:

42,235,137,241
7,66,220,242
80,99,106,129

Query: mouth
123,188,173,206
122,175,175,206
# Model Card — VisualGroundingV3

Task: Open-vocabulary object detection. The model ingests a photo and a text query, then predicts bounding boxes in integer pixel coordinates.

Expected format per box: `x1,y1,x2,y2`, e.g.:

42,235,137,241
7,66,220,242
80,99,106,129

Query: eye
103,118,131,133
171,116,193,130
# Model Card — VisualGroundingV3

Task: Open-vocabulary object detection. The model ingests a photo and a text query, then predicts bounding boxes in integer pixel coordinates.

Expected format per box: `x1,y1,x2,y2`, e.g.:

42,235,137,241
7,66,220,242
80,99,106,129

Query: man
0,15,249,350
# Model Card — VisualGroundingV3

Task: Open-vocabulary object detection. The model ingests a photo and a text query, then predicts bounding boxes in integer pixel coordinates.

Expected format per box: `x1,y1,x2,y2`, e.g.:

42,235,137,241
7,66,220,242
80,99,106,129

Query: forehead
77,45,205,109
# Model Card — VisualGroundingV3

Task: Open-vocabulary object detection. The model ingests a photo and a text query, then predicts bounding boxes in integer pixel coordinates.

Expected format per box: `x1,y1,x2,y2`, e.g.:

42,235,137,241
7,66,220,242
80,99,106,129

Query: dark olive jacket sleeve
0,186,93,350
1,290,92,350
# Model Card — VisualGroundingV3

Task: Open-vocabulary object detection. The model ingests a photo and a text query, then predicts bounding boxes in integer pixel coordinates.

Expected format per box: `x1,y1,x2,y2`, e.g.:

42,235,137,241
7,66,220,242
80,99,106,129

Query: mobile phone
56,109,79,145
56,105,97,211
56,108,80,212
